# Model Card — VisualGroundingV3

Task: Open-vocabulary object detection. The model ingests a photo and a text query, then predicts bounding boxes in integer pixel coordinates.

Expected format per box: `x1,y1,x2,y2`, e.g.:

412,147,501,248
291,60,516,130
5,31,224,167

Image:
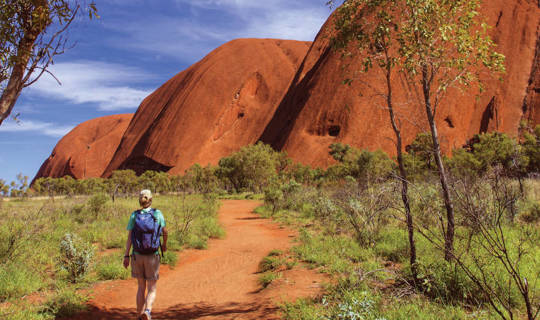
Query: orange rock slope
34,114,133,180
102,38,311,176
260,0,540,167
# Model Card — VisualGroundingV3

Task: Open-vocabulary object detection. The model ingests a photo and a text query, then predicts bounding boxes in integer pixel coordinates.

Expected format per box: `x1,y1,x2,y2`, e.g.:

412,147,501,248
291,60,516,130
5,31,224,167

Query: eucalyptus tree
329,0,505,261
0,0,98,125
330,0,419,281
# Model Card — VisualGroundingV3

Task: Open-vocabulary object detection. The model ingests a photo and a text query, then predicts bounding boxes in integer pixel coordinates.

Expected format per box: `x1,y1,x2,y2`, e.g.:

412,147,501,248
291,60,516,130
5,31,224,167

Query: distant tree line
0,127,536,201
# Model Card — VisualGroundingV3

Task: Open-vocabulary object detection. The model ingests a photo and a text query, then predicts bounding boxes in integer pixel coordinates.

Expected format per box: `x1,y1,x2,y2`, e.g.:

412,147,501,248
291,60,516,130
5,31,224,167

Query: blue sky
0,0,335,183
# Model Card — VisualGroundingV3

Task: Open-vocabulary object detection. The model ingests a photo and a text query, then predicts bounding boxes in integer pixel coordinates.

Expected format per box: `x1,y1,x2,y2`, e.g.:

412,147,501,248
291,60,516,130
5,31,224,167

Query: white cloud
0,119,75,137
107,0,330,62
26,61,154,111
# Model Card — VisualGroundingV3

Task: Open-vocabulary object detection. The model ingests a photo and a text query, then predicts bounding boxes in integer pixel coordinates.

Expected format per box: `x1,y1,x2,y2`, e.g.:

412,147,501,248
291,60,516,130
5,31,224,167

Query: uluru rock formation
34,114,133,180
102,38,311,176
34,1,540,181
260,0,540,168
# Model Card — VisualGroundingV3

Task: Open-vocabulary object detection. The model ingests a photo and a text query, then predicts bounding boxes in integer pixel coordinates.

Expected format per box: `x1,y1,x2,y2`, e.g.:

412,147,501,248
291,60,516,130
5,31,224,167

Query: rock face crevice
522,26,540,124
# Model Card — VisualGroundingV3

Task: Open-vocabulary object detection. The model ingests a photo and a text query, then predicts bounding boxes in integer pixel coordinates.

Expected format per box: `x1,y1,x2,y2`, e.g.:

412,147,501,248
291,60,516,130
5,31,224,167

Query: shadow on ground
66,302,280,320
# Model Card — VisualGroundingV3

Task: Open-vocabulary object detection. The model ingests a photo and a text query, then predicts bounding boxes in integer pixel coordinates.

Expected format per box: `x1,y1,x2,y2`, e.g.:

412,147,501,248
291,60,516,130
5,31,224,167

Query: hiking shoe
141,309,151,320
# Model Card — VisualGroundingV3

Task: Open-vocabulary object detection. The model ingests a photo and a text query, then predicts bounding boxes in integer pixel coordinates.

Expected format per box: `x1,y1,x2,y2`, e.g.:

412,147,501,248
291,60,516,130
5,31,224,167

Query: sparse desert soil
68,200,326,320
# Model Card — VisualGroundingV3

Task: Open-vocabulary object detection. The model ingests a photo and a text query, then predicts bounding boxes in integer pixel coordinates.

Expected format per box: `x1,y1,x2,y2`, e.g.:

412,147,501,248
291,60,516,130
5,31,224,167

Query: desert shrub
109,169,138,199
327,144,395,187
263,179,306,215
183,164,220,194
414,258,494,306
447,148,483,180
138,170,171,194
86,193,108,218
403,132,437,180
217,142,287,193
447,132,526,179
264,184,284,215
333,185,392,247
521,125,540,174
313,193,341,218
280,179,302,209
58,233,94,282
322,291,386,320
285,163,324,186
518,199,540,223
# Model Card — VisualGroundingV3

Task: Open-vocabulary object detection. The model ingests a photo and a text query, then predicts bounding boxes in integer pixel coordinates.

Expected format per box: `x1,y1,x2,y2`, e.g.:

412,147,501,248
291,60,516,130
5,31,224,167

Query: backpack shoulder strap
148,208,157,220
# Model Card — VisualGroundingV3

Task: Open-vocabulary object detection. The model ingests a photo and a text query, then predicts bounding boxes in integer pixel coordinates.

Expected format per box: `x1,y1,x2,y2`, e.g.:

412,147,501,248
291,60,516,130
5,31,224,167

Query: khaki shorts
131,254,160,280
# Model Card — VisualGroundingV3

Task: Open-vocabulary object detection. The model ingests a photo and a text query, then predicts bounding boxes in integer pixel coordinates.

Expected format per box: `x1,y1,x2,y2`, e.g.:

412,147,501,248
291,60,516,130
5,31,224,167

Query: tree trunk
0,37,35,125
422,66,455,262
0,4,47,125
386,65,418,283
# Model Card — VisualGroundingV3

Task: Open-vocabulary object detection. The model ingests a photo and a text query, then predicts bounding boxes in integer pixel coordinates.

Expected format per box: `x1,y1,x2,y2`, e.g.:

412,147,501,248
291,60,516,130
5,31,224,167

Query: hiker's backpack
132,209,162,255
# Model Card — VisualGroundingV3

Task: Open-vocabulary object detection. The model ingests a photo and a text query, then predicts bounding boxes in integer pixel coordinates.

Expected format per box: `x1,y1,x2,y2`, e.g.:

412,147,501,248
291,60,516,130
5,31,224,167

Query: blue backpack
132,209,162,256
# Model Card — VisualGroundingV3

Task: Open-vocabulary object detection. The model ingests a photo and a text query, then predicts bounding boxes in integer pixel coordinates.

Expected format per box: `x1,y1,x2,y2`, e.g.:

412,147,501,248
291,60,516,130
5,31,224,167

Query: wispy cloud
106,0,330,63
0,119,75,137
26,61,154,111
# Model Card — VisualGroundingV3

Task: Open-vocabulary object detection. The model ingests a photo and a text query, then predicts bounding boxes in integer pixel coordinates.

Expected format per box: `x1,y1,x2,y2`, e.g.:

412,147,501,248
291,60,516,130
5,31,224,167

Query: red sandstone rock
34,114,133,180
260,0,540,168
103,39,310,176
524,26,540,125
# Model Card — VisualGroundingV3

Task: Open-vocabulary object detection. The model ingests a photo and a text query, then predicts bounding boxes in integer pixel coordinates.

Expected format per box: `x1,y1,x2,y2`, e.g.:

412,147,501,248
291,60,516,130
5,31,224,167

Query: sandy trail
70,200,325,320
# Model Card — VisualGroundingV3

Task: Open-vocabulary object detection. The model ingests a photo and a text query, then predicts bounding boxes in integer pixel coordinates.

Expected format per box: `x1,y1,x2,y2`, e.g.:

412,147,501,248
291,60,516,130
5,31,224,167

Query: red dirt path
70,200,326,320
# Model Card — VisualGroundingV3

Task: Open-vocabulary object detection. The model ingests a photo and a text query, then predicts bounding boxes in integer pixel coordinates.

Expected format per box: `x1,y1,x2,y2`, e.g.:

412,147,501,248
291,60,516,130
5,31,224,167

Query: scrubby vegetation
2,128,540,319
0,194,221,319
254,130,540,320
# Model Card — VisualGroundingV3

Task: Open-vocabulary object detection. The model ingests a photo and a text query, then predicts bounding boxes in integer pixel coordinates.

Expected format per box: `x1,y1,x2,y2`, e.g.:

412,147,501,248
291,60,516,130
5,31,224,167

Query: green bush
416,259,485,305
264,185,284,215
519,200,540,223
86,193,109,217
403,132,437,180
322,290,386,320
327,144,395,186
58,233,94,283
217,142,287,193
